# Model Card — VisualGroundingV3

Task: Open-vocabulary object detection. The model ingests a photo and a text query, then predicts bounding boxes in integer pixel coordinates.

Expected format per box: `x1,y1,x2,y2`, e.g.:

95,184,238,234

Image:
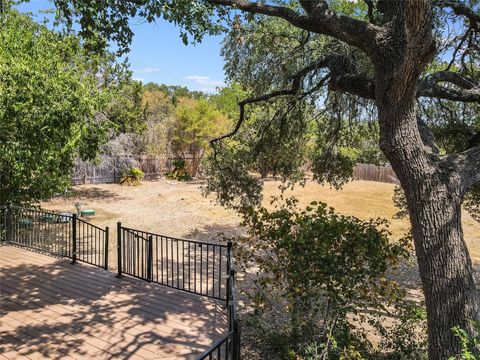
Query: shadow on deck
0,246,228,360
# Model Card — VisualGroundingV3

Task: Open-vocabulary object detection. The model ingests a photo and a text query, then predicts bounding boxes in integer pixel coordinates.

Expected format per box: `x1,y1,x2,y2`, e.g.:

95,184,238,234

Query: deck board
0,246,227,359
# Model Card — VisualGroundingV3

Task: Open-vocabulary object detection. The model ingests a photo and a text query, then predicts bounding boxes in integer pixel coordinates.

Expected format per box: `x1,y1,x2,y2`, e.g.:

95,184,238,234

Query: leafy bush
166,159,191,181
0,10,108,204
449,322,480,360
120,167,144,186
233,197,426,359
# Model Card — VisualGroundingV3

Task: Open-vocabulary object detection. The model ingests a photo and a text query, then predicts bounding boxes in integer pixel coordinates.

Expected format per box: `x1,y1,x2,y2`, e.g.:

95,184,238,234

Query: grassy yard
42,179,480,264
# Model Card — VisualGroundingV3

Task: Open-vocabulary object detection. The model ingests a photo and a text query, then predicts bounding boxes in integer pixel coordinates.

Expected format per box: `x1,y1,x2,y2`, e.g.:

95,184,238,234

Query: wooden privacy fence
353,163,399,184
71,156,202,185
71,155,167,185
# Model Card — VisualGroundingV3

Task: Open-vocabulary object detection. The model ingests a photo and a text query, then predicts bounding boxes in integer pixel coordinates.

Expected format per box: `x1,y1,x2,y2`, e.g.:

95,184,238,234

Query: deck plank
0,246,227,359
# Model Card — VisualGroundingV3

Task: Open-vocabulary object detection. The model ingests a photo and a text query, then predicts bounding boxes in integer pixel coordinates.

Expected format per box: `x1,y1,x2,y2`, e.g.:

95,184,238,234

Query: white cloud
185,75,210,81
185,75,224,87
134,67,161,74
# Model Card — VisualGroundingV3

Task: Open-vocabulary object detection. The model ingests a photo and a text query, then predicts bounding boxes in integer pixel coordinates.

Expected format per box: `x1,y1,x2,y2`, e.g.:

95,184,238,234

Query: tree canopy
0,9,109,204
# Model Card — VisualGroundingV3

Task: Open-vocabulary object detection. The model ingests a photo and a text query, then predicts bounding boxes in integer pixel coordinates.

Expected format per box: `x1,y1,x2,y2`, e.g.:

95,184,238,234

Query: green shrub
166,159,192,181
120,167,144,186
449,322,480,360
233,197,426,359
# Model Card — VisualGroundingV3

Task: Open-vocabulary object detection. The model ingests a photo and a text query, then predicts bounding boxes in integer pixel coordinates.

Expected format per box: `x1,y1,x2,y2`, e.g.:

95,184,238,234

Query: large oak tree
44,0,479,358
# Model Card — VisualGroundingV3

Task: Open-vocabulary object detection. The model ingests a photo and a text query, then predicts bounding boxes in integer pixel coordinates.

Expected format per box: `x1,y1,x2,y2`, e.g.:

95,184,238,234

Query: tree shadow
0,246,228,359
64,187,125,201
185,223,245,243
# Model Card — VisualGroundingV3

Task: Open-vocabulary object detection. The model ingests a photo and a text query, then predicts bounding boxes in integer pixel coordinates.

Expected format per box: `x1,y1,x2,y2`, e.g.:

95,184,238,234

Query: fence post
71,214,77,264
116,222,122,278
104,226,109,271
113,157,118,183
147,235,153,282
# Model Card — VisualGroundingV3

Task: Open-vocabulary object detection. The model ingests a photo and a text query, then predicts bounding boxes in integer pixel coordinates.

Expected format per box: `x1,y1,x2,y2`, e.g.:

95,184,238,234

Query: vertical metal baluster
200,244,203,294
218,247,222,299
213,246,216,298
226,336,229,360
116,222,122,278
142,234,145,279
206,244,209,296
166,237,169,284
105,226,109,270
194,242,196,293
147,235,153,282
161,236,164,283
129,231,132,275
189,241,191,291
182,241,185,290
155,235,158,282
97,228,100,266
71,215,77,264
35,210,38,249
44,211,47,251
171,238,174,287
81,221,83,261
177,240,179,289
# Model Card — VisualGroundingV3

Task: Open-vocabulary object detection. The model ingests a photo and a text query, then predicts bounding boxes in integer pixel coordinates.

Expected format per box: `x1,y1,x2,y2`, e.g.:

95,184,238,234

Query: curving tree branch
443,146,480,194
436,0,480,31
210,54,362,145
205,0,382,56
418,71,480,102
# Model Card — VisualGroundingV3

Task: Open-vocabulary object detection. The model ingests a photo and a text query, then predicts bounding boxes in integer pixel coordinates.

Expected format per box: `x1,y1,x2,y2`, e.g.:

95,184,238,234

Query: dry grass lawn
42,179,480,265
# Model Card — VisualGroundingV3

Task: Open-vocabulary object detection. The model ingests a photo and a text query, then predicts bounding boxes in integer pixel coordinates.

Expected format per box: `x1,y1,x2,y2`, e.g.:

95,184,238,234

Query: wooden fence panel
72,158,399,186
353,163,399,184
71,155,170,185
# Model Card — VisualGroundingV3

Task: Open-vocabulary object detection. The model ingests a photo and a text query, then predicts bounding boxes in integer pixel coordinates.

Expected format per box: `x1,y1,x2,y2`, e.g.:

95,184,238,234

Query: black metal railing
2,206,108,269
117,223,230,300
9,206,73,257
1,207,240,358
75,218,109,270
197,331,236,360
116,223,241,359
197,247,241,360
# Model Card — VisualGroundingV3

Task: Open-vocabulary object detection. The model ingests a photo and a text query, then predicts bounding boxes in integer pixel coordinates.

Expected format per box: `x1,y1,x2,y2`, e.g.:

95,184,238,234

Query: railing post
116,222,122,278
71,214,77,264
233,319,241,360
5,205,11,244
226,242,232,307
147,235,153,282
104,226,109,271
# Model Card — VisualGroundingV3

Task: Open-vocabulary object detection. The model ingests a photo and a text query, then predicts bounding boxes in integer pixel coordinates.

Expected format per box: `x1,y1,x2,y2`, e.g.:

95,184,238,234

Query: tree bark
377,99,479,359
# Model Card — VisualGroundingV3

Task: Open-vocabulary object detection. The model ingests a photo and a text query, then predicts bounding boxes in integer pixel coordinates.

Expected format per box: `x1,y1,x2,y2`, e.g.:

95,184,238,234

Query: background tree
172,97,230,176
141,89,176,157
20,0,480,357
103,79,146,134
143,82,205,104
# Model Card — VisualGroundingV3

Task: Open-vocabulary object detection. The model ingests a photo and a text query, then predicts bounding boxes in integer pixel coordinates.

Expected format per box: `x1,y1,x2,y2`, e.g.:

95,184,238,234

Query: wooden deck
0,246,228,360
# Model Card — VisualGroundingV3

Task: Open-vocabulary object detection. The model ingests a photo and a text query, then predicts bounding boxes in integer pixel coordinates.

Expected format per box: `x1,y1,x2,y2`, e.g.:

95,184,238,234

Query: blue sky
17,1,226,93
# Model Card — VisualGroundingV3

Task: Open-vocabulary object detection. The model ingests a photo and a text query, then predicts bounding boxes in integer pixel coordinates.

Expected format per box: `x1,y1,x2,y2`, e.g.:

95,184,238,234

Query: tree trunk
378,100,479,359
408,183,478,359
